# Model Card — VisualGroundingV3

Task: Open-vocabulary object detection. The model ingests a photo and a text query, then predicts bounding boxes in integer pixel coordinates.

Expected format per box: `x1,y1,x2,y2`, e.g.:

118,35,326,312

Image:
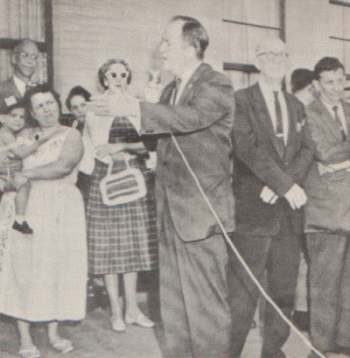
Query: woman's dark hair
314,57,345,80
24,83,62,127
98,58,132,90
0,98,26,115
65,85,91,111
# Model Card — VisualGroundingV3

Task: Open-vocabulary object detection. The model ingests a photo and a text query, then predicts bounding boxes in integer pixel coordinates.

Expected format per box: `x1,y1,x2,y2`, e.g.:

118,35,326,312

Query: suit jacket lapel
283,92,296,161
177,63,209,105
159,80,176,105
316,99,344,141
249,83,285,158
342,99,350,136
9,77,22,99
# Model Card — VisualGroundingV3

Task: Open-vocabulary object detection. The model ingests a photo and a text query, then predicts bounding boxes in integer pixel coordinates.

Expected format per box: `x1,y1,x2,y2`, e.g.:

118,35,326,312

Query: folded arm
306,107,350,164
22,130,83,180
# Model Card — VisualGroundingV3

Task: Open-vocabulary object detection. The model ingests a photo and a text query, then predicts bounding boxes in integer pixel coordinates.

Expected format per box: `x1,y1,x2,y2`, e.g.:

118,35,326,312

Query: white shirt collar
320,98,348,134
258,76,282,96
320,97,341,116
13,75,27,97
258,76,289,144
175,61,203,104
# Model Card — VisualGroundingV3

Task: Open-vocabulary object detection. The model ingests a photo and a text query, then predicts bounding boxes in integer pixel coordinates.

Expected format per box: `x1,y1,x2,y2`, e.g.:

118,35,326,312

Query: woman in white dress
0,84,87,358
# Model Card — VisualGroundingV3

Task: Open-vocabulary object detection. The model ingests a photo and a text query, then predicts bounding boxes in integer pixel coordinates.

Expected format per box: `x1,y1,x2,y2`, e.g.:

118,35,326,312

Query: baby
0,101,48,234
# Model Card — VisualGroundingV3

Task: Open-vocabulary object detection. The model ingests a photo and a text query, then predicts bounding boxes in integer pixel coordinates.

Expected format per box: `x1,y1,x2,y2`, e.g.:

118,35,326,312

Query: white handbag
99,157,147,206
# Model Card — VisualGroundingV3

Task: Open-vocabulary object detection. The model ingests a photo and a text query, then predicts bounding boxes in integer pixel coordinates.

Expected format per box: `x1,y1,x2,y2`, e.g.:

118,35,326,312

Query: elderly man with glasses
230,37,315,358
0,39,39,112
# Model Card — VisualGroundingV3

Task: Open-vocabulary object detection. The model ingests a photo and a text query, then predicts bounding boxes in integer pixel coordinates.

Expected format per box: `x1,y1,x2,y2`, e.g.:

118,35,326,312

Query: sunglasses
110,72,127,79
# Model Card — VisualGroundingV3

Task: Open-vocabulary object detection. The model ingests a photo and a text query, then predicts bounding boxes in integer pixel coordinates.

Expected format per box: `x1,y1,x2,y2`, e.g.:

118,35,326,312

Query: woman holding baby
0,84,87,358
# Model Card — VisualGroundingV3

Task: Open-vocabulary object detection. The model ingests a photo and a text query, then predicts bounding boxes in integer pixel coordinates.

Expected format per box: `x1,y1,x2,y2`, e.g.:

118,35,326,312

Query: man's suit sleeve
139,73,234,134
306,105,350,164
233,91,295,197
285,102,315,183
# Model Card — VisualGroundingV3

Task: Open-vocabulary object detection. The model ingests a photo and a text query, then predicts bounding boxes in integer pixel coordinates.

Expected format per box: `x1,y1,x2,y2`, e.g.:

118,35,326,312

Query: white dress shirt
258,78,289,145
174,61,203,104
13,75,27,97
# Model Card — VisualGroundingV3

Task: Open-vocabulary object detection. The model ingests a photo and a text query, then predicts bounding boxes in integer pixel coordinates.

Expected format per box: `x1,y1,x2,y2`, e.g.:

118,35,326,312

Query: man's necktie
172,77,182,104
25,83,36,93
332,106,347,142
273,91,284,145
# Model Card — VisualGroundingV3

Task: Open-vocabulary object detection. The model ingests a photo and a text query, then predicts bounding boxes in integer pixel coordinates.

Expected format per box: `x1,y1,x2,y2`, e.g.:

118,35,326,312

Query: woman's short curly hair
98,59,132,90
24,83,62,127
65,85,91,111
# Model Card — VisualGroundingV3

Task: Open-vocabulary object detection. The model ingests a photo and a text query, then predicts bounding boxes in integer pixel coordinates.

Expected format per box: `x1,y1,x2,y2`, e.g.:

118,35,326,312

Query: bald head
255,37,288,82
256,37,287,57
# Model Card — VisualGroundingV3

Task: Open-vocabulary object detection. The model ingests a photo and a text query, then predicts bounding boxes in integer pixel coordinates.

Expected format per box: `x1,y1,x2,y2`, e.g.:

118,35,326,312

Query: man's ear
0,114,7,125
253,56,261,72
10,53,18,68
312,79,320,92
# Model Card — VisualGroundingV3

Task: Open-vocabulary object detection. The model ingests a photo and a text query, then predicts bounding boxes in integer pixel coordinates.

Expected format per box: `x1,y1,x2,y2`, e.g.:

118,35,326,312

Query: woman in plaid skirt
84,59,158,332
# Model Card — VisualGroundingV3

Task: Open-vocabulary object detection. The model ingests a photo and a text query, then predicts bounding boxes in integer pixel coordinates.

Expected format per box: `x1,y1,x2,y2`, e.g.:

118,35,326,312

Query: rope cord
170,133,326,358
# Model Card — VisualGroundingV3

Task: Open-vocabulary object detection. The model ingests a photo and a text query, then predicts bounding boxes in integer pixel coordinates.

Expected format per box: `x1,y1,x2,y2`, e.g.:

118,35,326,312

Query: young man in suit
290,67,318,333
89,16,235,358
0,39,39,112
231,37,315,358
303,57,350,358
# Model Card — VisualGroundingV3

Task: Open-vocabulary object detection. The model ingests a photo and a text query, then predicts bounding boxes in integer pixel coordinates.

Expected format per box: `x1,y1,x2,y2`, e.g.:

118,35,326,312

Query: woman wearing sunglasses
83,59,158,332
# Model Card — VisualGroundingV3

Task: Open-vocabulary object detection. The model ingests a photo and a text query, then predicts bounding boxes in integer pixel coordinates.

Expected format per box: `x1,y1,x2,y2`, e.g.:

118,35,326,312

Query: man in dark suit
0,39,39,111
90,15,235,358
303,57,350,358
231,37,315,358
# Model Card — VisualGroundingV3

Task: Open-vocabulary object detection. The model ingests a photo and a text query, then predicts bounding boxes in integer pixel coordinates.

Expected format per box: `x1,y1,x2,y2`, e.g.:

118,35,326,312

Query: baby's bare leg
13,182,33,234
15,182,30,216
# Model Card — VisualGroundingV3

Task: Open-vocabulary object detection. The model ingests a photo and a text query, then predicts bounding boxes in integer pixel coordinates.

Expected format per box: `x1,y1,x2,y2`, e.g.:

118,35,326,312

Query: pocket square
4,96,17,106
296,119,305,132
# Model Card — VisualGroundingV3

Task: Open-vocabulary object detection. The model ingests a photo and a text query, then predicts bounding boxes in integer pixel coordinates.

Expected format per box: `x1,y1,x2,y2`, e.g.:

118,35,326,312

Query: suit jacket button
163,161,168,166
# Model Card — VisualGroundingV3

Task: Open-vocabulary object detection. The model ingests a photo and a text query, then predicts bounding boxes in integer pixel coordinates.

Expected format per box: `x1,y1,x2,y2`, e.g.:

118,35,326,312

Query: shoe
125,312,155,328
51,339,74,354
12,220,33,234
19,346,41,358
111,317,126,332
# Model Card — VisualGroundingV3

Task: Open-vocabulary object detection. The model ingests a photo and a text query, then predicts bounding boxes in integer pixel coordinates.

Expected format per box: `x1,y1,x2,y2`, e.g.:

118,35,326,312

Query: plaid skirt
86,159,158,274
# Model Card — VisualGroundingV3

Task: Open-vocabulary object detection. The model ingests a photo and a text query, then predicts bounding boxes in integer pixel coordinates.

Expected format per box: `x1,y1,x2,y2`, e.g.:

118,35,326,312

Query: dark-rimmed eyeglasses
19,51,39,61
110,72,127,79
257,51,288,61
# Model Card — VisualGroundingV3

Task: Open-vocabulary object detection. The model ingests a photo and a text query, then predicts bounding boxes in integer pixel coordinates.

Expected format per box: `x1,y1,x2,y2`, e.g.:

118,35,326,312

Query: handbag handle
106,154,131,176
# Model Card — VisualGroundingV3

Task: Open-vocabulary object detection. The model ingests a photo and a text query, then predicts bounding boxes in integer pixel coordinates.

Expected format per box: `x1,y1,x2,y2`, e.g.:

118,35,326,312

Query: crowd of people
0,14,349,358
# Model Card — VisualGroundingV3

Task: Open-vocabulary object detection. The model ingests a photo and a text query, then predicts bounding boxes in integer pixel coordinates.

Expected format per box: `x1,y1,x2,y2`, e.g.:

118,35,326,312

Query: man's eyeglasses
257,52,288,61
110,72,127,79
19,52,39,61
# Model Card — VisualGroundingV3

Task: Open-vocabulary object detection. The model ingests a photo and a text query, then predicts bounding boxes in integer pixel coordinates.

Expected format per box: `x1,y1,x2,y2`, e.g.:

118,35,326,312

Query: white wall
52,0,229,109
52,0,350,105
286,0,349,82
